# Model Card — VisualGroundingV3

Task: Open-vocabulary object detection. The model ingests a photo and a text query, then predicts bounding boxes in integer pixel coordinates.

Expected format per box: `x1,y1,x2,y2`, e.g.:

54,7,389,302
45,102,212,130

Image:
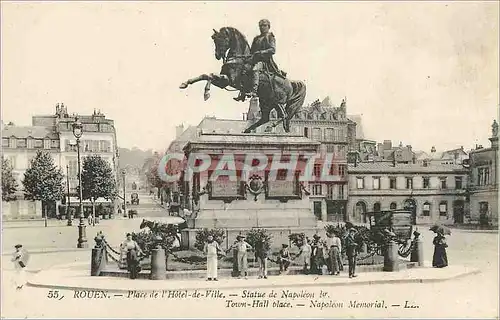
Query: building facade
468,120,498,225
347,162,469,225
2,104,119,217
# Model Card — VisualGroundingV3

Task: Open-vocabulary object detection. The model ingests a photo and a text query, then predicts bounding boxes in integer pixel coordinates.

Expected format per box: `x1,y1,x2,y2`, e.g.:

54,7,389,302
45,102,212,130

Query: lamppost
73,117,87,248
122,169,127,218
66,164,72,226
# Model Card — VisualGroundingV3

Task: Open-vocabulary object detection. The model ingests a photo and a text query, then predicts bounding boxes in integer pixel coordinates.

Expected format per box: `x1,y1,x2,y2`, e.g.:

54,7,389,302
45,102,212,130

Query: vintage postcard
1,1,498,319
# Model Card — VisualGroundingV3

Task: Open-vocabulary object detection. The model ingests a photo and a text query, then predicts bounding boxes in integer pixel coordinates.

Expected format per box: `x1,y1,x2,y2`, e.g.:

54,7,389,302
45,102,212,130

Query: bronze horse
179,27,306,133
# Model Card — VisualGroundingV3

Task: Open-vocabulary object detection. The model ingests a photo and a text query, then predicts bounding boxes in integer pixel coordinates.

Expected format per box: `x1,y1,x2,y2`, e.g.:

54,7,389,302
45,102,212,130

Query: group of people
204,234,255,281
202,228,361,281
296,228,359,278
118,226,449,281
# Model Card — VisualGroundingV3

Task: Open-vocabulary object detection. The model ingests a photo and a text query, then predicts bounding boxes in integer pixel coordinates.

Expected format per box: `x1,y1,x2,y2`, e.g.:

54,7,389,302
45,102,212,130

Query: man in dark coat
345,228,358,278
255,238,270,279
234,19,286,102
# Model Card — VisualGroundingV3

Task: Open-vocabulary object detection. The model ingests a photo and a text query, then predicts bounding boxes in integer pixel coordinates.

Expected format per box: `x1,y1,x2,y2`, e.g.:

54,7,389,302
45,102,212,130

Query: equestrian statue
179,19,306,133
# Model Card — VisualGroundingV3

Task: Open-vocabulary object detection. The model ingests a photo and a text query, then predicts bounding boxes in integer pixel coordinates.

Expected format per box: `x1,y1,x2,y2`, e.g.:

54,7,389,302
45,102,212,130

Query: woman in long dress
120,233,144,279
298,239,312,274
432,231,448,268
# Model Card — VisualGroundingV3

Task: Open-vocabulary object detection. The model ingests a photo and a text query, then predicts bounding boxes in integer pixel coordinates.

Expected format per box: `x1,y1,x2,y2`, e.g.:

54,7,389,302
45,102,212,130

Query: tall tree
22,151,64,218
81,155,117,223
2,157,17,201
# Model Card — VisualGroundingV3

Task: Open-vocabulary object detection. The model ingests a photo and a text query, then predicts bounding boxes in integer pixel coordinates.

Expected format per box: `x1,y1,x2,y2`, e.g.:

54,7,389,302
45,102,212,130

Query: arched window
390,202,397,210
355,201,367,223
374,202,381,212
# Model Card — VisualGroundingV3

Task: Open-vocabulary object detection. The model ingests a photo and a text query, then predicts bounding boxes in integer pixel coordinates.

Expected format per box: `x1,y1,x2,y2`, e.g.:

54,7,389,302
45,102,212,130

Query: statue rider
234,19,286,102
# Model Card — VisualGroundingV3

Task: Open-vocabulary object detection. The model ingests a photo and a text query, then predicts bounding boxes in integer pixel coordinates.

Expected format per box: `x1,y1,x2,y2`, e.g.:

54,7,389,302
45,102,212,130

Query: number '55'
47,290,60,299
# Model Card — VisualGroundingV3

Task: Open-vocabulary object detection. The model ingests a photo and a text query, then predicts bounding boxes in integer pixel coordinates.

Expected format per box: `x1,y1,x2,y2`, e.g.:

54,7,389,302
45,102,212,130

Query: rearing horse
179,27,306,133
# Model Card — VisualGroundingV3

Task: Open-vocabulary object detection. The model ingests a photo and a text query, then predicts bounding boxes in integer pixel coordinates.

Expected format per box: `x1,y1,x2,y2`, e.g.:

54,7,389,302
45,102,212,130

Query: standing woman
121,233,144,279
298,238,312,274
432,230,448,268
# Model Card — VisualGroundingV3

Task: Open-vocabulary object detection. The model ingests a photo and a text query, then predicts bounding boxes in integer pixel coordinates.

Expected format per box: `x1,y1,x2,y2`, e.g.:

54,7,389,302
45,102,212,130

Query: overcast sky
2,1,498,153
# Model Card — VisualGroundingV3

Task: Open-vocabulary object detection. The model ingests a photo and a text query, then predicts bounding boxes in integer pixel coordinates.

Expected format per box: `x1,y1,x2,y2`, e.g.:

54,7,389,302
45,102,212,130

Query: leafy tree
22,150,64,216
2,157,17,201
195,228,226,251
246,228,273,253
81,155,117,222
288,232,306,249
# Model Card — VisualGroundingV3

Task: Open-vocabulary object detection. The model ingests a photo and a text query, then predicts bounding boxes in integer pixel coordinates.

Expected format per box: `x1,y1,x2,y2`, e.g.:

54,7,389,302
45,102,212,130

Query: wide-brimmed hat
349,228,357,233
126,233,132,237
282,244,289,248
236,235,245,240
14,244,22,249
313,234,321,239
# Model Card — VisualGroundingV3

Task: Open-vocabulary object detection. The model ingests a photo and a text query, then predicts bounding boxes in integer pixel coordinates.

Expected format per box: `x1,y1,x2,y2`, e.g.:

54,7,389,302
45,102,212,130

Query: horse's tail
286,80,307,121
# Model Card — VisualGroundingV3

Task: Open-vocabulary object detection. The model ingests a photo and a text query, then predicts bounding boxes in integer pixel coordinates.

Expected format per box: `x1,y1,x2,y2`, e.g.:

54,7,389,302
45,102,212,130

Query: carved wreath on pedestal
245,174,266,201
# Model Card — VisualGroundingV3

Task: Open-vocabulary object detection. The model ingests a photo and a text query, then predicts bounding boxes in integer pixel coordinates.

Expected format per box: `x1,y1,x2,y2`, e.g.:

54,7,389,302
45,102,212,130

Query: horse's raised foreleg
180,73,230,101
179,74,212,89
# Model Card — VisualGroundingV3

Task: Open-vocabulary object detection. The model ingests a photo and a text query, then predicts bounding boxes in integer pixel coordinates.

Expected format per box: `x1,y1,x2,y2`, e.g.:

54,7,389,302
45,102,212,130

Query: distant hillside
118,147,155,169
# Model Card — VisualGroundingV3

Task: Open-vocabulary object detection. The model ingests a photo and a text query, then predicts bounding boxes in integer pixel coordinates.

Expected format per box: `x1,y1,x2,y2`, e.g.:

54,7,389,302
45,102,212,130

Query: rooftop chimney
383,140,392,151
431,146,436,153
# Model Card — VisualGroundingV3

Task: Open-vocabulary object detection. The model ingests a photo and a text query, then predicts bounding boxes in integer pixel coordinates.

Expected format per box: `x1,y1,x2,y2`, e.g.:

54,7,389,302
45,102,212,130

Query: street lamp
122,169,127,218
73,117,87,248
66,164,72,226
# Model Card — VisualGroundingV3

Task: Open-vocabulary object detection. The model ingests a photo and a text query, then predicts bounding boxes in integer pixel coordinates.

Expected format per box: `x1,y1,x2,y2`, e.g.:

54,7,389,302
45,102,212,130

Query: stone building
468,120,498,226
376,140,415,163
347,162,469,225
415,146,469,166
2,104,119,218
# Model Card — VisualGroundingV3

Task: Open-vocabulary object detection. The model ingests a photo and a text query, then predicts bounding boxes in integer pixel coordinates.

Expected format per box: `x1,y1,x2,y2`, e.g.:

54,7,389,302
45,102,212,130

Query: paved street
1,220,498,318
2,217,155,253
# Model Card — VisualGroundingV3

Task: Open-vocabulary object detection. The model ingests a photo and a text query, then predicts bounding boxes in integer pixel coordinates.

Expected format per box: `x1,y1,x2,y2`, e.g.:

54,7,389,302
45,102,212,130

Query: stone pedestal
410,238,424,267
150,248,166,280
383,240,400,272
181,132,321,250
